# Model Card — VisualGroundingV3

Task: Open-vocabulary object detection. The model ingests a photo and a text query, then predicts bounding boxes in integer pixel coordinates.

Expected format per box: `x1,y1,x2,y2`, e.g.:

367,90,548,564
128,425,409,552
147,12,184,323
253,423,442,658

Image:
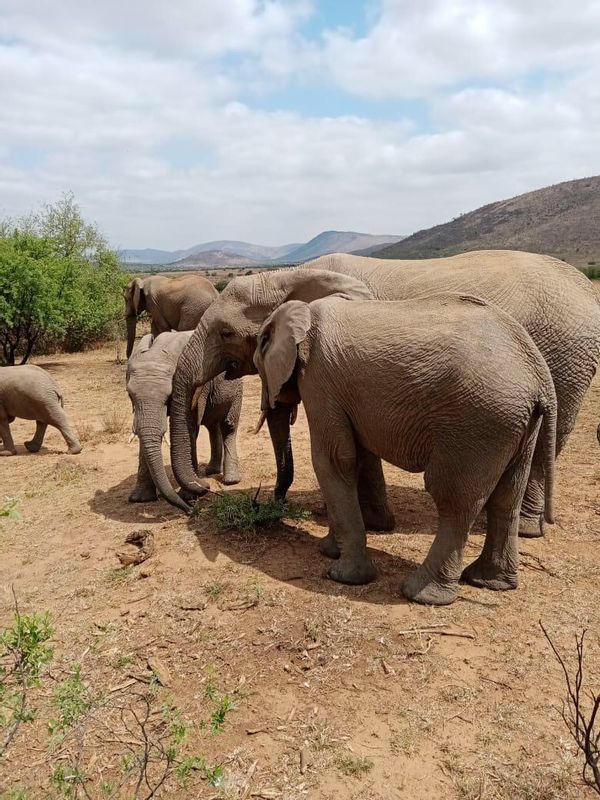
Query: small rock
80,551,90,559
147,657,171,687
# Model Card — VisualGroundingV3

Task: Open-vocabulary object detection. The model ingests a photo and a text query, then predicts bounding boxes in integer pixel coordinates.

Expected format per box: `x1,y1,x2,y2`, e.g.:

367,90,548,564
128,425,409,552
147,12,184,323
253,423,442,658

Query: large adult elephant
124,273,218,358
169,250,600,536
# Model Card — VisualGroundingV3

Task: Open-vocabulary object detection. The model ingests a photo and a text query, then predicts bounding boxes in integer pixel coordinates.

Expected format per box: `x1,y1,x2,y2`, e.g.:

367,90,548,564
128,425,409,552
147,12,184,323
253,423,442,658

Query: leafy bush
0,194,129,364
214,279,229,292
582,265,600,280
202,489,310,533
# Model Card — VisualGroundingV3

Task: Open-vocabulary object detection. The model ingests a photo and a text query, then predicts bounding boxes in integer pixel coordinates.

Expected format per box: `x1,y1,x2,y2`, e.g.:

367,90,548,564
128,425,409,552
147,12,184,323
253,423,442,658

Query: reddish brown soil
1,343,599,799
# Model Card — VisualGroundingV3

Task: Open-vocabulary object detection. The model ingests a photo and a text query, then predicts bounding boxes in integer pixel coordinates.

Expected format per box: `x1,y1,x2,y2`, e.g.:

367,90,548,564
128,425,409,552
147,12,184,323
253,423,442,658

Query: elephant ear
133,278,145,315
282,269,374,304
130,333,154,359
254,301,311,409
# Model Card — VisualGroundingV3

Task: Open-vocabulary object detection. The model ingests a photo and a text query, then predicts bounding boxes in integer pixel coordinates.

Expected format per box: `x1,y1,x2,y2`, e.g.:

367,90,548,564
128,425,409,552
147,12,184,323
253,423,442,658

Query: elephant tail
597,422,600,446
539,390,557,525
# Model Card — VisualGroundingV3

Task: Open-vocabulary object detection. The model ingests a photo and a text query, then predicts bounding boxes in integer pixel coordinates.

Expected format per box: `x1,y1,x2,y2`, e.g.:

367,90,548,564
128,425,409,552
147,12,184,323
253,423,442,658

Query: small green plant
112,653,134,669
176,756,223,788
48,663,94,740
49,762,86,799
204,581,227,601
335,754,374,777
0,605,53,757
202,489,310,533
210,695,233,734
0,497,20,521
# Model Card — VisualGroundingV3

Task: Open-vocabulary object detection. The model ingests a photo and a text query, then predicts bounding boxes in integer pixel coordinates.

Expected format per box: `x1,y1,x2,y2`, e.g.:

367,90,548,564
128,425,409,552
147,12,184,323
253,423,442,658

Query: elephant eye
221,329,234,340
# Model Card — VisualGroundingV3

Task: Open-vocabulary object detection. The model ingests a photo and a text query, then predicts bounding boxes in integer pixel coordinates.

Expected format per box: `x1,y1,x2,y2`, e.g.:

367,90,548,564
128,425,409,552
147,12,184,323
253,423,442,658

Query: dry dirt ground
1,343,599,799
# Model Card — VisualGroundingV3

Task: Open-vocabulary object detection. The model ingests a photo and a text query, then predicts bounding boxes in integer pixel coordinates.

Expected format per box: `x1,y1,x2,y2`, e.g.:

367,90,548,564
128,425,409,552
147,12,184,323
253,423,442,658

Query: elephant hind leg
463,424,539,591
356,446,395,533
402,511,476,606
25,421,48,452
47,406,82,455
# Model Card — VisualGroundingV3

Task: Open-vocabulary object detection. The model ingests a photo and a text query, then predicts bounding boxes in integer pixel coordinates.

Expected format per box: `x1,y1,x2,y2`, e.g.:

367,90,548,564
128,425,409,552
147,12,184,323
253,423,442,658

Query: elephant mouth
224,359,242,379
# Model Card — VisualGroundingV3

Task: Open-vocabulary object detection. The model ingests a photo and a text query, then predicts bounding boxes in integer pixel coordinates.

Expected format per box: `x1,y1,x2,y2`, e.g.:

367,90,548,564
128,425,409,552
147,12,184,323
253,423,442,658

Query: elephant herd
2,251,600,605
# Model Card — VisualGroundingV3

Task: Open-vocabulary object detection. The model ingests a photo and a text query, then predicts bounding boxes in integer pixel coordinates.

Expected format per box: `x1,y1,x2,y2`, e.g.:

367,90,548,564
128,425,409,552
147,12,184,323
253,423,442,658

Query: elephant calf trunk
141,433,191,514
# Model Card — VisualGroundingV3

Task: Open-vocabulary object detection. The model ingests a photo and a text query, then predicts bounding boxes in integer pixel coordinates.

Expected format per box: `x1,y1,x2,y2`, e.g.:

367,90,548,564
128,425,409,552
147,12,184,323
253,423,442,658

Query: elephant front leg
129,445,159,503
266,403,294,501
402,513,471,606
205,424,223,476
0,420,17,455
312,444,376,585
220,396,241,486
25,421,47,452
356,446,395,532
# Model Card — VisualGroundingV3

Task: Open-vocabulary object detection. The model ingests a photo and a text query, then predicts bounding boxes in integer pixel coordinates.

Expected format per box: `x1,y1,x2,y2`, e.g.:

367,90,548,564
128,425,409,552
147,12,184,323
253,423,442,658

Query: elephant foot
67,444,83,455
319,531,341,559
361,504,395,533
460,558,518,591
129,485,159,503
0,449,17,456
25,440,41,453
402,566,458,606
205,462,222,476
273,483,291,503
518,514,544,538
221,469,241,486
328,554,376,585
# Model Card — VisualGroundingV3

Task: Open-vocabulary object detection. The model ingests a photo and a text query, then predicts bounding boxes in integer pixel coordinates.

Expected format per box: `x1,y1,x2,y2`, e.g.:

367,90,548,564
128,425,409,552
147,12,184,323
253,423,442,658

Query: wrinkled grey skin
0,365,82,455
124,274,218,358
126,332,242,513
169,250,600,537
254,295,557,605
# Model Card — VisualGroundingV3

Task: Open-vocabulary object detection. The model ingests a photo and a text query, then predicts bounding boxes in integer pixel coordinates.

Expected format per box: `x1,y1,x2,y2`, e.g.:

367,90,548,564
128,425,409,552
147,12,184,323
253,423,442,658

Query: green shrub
0,194,128,364
201,489,310,533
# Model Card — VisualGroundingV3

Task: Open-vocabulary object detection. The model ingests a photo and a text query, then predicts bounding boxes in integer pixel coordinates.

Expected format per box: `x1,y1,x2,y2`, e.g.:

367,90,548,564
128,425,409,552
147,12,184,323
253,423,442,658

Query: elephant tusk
128,432,137,444
254,410,267,434
191,384,204,411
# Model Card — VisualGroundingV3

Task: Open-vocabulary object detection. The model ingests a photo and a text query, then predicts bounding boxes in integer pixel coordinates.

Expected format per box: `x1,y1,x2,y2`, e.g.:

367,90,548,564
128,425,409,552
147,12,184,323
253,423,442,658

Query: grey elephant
126,332,242,512
253,294,556,605
124,273,218,358
167,250,600,537
0,365,82,455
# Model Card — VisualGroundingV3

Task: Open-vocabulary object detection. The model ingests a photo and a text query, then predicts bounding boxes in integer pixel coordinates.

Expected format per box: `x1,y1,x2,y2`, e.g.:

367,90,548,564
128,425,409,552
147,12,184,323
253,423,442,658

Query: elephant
126,332,242,513
124,273,218,358
167,250,600,536
253,294,557,605
0,365,82,455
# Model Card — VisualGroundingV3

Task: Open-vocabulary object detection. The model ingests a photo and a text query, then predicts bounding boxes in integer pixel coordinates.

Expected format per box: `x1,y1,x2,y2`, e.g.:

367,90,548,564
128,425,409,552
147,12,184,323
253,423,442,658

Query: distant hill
169,250,262,269
121,231,404,269
284,231,403,263
374,175,600,268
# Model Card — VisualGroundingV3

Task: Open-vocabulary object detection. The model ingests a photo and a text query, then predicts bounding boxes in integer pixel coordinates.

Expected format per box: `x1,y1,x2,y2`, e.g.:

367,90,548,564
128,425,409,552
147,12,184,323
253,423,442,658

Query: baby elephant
0,365,82,456
254,294,556,606
127,332,242,513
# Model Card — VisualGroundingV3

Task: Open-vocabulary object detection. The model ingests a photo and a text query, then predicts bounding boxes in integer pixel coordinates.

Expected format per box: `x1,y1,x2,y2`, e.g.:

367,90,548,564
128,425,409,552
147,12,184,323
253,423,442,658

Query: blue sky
0,1,599,249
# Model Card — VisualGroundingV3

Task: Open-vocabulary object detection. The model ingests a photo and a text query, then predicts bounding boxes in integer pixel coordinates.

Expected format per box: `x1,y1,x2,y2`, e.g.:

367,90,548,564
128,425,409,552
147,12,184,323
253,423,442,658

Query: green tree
0,196,128,364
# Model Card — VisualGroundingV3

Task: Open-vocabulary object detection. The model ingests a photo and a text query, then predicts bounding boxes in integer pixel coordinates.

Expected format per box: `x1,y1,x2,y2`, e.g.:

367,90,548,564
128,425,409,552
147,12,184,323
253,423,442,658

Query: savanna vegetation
0,194,128,366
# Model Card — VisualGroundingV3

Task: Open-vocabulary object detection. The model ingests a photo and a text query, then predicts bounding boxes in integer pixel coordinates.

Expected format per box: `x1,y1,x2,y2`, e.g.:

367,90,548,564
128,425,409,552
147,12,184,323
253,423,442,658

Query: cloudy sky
1,0,599,249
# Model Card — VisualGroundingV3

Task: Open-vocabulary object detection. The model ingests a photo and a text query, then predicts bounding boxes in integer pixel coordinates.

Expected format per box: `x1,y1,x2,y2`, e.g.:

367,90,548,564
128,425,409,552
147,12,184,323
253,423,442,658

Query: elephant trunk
267,402,295,501
126,315,137,359
139,419,191,513
170,327,210,498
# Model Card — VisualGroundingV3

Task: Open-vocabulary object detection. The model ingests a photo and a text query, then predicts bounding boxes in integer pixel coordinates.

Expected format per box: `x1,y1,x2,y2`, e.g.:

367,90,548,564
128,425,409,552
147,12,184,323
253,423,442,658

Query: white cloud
0,1,599,248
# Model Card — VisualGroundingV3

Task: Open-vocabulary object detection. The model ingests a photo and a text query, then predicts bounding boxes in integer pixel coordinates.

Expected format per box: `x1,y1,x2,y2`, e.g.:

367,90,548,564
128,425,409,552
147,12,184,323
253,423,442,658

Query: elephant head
253,301,311,411
127,331,192,512
170,268,372,500
124,278,147,358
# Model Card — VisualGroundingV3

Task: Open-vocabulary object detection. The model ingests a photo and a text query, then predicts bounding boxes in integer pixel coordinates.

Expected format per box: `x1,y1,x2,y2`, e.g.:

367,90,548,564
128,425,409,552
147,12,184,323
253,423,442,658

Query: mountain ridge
374,175,600,267
121,230,404,268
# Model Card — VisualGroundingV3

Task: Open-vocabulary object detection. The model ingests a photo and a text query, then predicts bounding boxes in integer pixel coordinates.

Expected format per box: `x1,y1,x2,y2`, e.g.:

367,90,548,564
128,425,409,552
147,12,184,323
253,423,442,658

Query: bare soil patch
1,344,599,798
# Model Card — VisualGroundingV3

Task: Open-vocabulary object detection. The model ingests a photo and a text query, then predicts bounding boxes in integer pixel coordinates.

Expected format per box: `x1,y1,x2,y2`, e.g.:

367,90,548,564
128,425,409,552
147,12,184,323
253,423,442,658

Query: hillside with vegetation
375,175,600,271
